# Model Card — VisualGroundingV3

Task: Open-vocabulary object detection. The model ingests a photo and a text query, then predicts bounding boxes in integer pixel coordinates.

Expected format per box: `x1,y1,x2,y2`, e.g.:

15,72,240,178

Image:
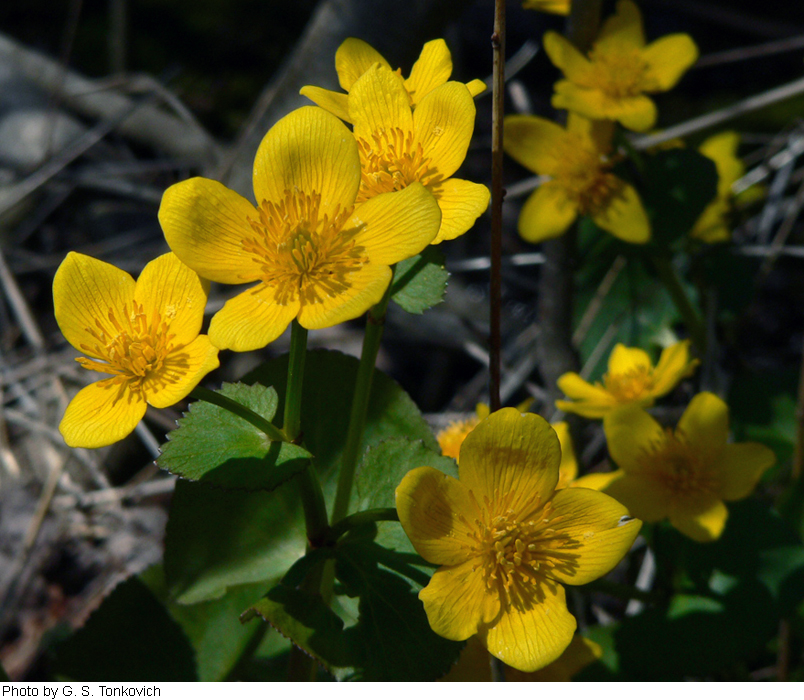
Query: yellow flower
504,113,649,243
556,340,698,419
158,107,442,352
347,63,490,243
543,0,698,132
54,252,219,448
396,408,641,672
439,633,601,681
691,131,744,244
595,393,776,542
522,0,570,16
300,38,486,124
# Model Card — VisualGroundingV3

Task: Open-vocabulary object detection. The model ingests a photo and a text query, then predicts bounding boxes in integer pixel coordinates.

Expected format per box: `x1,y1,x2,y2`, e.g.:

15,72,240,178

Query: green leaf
638,148,719,248
158,382,311,491
164,350,436,604
244,582,354,673
334,539,464,681
51,577,197,681
391,246,449,314
140,565,269,682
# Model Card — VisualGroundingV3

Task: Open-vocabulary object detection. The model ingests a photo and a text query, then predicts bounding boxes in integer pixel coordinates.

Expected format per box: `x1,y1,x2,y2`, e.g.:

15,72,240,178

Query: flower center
644,430,717,496
552,134,622,216
243,189,366,306
356,127,439,202
76,303,186,401
462,498,575,596
586,45,649,98
603,365,654,402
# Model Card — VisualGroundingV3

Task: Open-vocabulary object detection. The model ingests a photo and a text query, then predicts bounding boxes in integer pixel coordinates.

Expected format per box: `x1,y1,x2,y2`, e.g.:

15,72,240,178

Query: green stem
283,319,308,443
189,386,285,442
331,282,393,525
651,255,706,354
329,507,399,541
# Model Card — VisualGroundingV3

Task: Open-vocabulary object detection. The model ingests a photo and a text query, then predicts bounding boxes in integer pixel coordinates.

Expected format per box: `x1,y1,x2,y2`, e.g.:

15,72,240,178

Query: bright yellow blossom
347,63,489,243
439,633,602,681
557,340,698,419
54,252,219,448
590,393,775,542
437,403,577,489
543,0,698,132
691,131,744,243
397,408,641,671
522,0,570,16
158,107,441,352
504,113,649,243
300,38,486,124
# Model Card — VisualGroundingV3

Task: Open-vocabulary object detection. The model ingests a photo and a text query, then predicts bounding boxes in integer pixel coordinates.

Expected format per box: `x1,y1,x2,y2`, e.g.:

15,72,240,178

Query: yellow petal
298,86,351,122
429,178,490,244
252,106,360,220
543,31,594,83
465,79,487,97
413,81,476,180
351,182,441,265
437,636,493,682
395,466,479,566
53,252,136,354
596,0,645,51
669,498,728,542
551,422,578,487
545,487,641,586
556,373,617,418
611,95,658,132
518,183,578,243
718,443,776,501
603,472,670,522
208,284,300,352
691,199,732,244
405,39,453,106
335,38,391,90
459,408,560,519
478,577,576,672
571,470,623,491
699,131,743,196
419,558,499,641
159,177,262,284
553,82,657,132
509,635,603,682
591,180,651,243
503,115,565,175
134,253,209,346
349,64,413,143
608,343,651,375
144,335,220,409
651,340,698,397
59,381,146,449
643,34,699,92
522,0,571,15
604,404,665,473
297,264,391,330
676,392,729,455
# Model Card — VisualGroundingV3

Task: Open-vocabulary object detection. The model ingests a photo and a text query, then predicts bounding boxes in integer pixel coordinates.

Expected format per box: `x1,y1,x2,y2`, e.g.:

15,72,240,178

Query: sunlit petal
335,38,391,90
59,381,146,449
518,183,578,243
429,178,490,244
298,86,351,122
718,443,776,501
503,115,565,175
349,64,413,143
676,392,729,455
643,34,699,91
604,404,666,473
405,39,452,106
591,180,650,243
144,335,220,409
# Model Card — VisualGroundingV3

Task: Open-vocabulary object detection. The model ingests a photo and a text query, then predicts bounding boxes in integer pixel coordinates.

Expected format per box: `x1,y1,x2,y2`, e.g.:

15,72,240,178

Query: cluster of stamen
243,189,365,306
461,493,575,599
356,128,439,201
553,135,621,216
586,45,650,97
643,430,716,496
603,365,654,402
77,303,186,402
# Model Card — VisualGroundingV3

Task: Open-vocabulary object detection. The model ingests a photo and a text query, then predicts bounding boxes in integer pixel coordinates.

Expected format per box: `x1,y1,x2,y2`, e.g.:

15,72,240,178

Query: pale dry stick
0,31,218,165
630,75,804,152
625,548,656,617
134,421,161,460
758,178,804,278
572,255,627,348
737,245,804,258
0,248,46,352
732,128,804,194
476,39,539,98
696,34,804,69
52,476,176,510
0,387,21,482
505,174,545,199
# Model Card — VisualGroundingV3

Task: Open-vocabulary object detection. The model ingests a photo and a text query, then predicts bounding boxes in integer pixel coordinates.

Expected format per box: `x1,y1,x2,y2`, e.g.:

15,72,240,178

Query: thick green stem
329,507,399,541
189,386,285,442
283,320,308,443
331,283,393,524
652,255,706,354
